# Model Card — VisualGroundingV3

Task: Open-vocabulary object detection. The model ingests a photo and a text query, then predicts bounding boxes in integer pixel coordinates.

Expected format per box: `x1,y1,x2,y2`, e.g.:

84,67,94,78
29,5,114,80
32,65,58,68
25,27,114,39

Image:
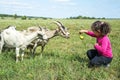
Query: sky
0,0,120,18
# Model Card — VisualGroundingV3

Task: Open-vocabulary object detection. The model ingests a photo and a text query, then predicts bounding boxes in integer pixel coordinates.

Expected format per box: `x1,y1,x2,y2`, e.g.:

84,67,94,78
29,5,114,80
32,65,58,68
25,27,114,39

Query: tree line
68,15,105,19
0,14,52,20
0,14,27,20
0,14,106,20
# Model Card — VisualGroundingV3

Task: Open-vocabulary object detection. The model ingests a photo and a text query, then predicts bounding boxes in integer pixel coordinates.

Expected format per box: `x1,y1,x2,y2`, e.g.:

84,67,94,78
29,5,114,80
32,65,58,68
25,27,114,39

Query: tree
1,16,4,19
13,14,17,19
21,15,27,20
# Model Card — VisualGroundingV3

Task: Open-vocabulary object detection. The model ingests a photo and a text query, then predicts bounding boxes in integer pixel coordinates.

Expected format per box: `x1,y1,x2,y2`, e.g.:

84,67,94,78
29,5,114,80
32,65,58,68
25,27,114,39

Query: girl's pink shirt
86,31,113,58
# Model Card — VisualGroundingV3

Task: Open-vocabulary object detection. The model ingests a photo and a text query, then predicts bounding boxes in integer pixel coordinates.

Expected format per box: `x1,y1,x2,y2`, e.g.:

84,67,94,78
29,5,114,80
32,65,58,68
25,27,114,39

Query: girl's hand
79,30,88,34
94,43,99,46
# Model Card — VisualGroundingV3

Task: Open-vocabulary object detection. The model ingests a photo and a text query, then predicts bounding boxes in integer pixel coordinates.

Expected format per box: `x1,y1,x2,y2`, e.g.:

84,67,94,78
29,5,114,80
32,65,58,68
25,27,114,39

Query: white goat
27,21,70,56
0,26,48,62
0,32,2,53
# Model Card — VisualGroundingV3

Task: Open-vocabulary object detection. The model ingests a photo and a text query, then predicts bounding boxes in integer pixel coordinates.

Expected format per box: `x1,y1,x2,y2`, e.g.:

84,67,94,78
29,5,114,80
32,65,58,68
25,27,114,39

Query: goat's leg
16,48,20,63
0,43,3,54
0,36,4,54
21,49,25,61
32,43,38,57
41,45,45,53
40,45,45,57
21,47,26,61
32,46,37,55
29,48,32,54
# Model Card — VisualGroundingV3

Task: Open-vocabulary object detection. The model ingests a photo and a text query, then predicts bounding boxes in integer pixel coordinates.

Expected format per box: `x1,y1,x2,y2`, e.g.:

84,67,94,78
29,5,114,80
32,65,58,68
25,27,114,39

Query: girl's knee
86,50,92,56
90,57,101,66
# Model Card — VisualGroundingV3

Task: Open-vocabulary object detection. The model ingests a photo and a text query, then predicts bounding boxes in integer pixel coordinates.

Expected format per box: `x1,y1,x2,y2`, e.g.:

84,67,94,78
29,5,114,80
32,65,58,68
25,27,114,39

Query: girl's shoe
88,63,94,68
103,64,110,68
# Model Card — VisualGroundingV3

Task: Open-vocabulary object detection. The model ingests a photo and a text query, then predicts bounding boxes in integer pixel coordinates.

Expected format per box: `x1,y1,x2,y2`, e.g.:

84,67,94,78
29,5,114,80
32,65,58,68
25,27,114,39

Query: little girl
79,21,113,68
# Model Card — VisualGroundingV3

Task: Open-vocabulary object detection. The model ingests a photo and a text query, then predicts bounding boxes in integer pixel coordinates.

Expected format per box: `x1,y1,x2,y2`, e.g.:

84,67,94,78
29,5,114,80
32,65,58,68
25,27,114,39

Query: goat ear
56,28,59,32
5,25,12,29
39,27,42,31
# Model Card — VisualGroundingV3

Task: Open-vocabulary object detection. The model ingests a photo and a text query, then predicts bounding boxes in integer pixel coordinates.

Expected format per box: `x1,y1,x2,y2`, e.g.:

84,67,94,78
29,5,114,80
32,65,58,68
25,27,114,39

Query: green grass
0,19,120,80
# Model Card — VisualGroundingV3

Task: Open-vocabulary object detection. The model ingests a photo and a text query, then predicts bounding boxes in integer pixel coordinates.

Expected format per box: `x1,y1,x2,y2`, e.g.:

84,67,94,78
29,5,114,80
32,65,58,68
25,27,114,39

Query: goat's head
2,25,16,35
37,27,48,40
54,21,70,38
5,25,16,30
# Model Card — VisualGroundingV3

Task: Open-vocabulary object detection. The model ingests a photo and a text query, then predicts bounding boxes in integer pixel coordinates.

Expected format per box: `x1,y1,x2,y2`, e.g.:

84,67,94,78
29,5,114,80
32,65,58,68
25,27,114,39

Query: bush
21,16,27,20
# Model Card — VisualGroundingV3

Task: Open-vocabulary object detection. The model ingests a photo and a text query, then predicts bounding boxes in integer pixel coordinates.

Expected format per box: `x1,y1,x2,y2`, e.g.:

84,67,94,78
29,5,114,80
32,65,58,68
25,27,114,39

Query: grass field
0,19,120,80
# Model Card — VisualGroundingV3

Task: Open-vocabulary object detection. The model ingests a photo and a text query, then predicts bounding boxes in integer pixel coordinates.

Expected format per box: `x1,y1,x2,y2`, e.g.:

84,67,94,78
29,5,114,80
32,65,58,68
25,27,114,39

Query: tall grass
0,19,120,80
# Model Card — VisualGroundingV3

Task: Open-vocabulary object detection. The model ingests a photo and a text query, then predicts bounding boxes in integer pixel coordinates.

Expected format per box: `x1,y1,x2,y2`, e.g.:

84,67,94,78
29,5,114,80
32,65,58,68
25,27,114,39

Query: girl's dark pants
87,49,112,66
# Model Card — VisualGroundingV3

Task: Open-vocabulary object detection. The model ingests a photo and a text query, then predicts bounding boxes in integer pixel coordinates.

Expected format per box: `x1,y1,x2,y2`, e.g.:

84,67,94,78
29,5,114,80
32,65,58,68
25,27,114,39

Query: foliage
0,14,53,20
21,16,27,20
13,14,17,19
0,19,120,80
69,15,106,19
0,13,107,20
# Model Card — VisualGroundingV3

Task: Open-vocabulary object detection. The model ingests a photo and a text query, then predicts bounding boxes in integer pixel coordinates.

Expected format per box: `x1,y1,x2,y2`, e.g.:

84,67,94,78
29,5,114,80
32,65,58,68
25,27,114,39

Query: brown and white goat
27,21,70,57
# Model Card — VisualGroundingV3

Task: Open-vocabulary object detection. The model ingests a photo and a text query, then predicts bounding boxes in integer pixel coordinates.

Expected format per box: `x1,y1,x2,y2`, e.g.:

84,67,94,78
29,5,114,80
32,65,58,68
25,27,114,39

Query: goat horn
53,21,65,29
53,21,63,27
53,21,66,34
56,21,63,25
54,21,66,29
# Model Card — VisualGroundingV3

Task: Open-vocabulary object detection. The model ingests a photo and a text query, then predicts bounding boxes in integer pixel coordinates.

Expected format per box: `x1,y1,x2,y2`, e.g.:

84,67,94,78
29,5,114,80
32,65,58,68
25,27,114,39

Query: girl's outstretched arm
79,30,88,34
79,30,96,37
